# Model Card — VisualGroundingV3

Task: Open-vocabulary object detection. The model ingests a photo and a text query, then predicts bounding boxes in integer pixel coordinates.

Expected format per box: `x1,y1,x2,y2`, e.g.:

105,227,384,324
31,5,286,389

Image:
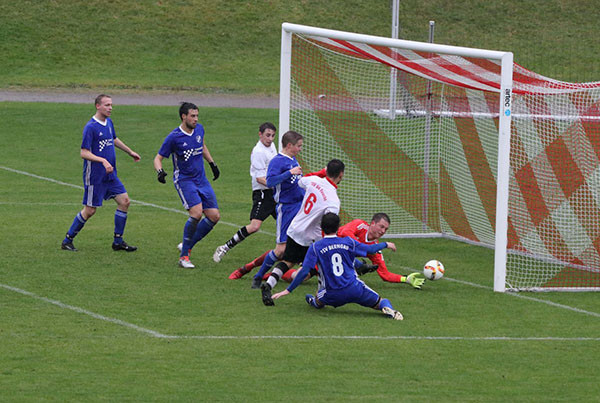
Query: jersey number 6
303,193,317,214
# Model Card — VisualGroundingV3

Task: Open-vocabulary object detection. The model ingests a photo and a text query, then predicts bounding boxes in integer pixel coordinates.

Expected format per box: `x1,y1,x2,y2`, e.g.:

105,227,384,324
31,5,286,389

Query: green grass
1,102,599,401
1,0,599,94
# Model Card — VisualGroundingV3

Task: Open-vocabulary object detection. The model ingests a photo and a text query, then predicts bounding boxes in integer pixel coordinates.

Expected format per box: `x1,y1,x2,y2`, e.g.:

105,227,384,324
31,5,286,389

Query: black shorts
250,189,276,221
281,236,310,264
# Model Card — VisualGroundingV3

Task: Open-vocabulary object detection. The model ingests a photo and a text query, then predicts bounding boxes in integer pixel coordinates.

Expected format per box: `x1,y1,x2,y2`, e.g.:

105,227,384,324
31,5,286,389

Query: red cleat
228,267,249,280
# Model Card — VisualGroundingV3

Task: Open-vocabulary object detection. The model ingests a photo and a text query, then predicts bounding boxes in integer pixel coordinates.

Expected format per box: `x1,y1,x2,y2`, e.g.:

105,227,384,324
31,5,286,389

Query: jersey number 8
331,253,344,276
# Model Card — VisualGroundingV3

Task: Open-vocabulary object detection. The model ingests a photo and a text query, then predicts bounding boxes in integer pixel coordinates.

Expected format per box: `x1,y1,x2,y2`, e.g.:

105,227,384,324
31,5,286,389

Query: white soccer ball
423,260,445,281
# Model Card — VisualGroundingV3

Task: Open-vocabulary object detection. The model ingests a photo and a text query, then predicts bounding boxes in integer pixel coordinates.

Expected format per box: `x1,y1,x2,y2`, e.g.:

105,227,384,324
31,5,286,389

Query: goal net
279,23,600,291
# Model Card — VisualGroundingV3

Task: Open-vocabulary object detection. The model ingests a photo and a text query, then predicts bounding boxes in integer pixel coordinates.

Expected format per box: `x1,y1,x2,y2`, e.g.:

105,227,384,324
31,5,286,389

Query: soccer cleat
261,283,274,306
251,276,262,289
355,259,378,276
112,241,137,252
61,241,78,252
212,245,228,263
406,272,425,290
305,294,324,309
382,306,404,321
178,256,195,269
228,267,249,280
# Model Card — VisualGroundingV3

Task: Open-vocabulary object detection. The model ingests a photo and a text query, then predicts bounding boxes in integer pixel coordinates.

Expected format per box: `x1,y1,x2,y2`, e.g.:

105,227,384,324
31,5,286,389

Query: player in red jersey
337,213,425,289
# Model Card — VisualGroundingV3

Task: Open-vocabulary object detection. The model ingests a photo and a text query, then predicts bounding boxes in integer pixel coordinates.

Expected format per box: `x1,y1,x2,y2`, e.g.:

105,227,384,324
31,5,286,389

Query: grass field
1,102,600,401
1,0,599,94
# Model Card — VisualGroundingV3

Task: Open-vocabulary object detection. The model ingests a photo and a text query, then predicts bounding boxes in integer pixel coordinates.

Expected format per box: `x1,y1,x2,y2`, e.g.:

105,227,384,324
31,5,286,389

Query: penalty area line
1,283,599,342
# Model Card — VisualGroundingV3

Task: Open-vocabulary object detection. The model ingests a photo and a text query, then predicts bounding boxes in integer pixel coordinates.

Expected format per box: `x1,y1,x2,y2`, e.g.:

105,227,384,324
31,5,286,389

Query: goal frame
278,23,514,292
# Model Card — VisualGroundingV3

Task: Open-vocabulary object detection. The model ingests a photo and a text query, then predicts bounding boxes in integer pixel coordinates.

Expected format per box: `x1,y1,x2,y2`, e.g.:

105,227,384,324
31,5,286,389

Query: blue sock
181,217,199,257
189,217,216,249
254,250,278,280
64,212,86,242
113,209,127,244
353,258,364,270
379,298,393,311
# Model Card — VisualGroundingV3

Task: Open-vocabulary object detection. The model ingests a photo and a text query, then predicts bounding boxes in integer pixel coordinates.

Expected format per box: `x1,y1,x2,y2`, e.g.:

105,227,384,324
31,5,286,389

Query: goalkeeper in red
272,212,404,320
338,213,425,289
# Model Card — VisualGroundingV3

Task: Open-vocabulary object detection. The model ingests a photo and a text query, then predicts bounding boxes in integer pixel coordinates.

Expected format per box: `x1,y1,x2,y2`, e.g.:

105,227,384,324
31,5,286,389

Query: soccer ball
423,260,445,281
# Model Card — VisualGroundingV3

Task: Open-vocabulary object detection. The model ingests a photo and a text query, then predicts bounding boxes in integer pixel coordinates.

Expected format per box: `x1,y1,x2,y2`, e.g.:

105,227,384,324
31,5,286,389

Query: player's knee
82,206,96,219
247,221,261,233
118,197,131,210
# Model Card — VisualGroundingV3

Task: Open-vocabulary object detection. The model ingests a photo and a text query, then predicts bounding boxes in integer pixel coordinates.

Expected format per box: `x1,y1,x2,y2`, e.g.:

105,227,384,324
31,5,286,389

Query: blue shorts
317,279,380,308
175,178,218,210
275,201,301,244
83,176,127,207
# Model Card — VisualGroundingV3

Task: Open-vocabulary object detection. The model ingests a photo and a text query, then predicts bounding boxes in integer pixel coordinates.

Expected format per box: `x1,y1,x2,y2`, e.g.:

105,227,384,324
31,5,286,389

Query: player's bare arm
203,144,220,180
384,242,397,252
153,154,167,183
80,148,113,173
114,138,141,162
256,176,267,186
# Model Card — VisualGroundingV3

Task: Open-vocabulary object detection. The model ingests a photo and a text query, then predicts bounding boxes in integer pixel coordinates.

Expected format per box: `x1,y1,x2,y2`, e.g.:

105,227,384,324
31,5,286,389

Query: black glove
157,169,167,184
209,162,220,181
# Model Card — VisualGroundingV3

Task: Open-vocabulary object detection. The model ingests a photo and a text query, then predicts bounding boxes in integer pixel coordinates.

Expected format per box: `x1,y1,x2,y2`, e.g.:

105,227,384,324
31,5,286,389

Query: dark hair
281,130,303,147
259,122,276,134
321,212,340,235
326,159,345,178
371,212,391,225
179,102,198,120
95,94,111,106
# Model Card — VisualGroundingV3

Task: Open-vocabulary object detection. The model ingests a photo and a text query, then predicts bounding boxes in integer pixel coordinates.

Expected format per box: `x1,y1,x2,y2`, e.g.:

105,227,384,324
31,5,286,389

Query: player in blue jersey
250,131,304,288
272,213,404,320
61,94,141,252
153,102,221,269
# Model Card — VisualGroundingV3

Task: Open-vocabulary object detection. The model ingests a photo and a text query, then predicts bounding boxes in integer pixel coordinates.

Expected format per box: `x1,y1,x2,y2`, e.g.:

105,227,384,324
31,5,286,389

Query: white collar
179,125,193,136
93,116,107,126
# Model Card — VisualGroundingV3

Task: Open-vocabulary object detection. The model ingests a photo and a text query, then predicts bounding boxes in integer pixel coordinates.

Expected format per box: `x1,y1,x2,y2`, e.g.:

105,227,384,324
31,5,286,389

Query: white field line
0,165,275,236
2,283,599,341
2,165,600,339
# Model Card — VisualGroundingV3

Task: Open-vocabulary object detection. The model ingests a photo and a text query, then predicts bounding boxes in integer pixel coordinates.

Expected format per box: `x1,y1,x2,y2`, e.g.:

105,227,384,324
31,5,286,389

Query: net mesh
288,32,600,290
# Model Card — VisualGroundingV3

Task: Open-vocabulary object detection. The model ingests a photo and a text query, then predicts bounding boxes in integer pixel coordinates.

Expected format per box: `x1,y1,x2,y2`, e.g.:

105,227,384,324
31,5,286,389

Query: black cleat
355,259,378,276
61,241,78,252
112,241,138,252
251,276,262,289
261,283,274,306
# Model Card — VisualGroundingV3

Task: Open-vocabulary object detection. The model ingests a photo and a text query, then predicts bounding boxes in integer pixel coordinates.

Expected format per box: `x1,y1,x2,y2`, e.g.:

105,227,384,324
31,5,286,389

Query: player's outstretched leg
379,298,403,320
260,283,274,306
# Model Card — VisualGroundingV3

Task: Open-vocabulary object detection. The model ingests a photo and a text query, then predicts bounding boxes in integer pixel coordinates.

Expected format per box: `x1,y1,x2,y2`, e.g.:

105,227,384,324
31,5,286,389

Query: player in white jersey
213,123,277,265
261,159,344,306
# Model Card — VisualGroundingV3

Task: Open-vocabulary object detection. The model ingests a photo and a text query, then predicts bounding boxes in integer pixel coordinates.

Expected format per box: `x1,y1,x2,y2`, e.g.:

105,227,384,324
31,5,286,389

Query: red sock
245,250,270,271
281,269,296,283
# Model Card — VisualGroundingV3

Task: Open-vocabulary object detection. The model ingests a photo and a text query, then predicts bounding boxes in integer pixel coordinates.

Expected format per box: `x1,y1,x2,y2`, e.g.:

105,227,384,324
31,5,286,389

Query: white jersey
250,140,277,191
287,175,340,246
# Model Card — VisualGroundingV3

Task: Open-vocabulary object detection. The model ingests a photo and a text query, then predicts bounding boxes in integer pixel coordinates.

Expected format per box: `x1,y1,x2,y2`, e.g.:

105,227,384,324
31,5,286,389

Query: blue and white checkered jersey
157,124,207,182
81,116,117,185
266,153,304,204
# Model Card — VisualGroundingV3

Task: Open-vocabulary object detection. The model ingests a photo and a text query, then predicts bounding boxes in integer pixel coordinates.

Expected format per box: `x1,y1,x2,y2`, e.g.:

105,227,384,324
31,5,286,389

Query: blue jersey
266,153,304,205
158,124,207,182
287,236,387,292
81,117,118,185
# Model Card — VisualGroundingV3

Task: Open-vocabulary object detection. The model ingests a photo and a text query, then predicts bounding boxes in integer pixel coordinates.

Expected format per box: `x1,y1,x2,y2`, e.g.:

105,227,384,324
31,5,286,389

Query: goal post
279,22,600,292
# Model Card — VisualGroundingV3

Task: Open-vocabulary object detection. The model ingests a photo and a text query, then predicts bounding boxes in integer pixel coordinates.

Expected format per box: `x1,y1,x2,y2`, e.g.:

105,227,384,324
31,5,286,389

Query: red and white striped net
289,33,600,290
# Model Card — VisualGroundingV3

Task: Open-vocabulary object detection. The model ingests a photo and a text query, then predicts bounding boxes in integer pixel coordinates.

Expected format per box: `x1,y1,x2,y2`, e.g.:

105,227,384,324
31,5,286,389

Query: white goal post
279,22,600,292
